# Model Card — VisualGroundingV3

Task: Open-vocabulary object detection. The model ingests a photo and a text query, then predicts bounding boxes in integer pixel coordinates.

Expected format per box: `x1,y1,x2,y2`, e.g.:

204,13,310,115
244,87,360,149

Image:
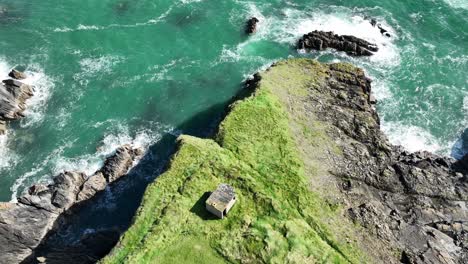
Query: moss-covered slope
101,59,370,264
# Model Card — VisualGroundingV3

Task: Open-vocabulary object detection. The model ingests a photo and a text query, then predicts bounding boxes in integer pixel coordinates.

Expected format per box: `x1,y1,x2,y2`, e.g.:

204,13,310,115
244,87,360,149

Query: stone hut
206,184,236,219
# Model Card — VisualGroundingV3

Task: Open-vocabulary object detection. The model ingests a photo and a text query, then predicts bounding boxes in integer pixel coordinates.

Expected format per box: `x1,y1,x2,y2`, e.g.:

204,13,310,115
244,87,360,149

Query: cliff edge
102,59,468,264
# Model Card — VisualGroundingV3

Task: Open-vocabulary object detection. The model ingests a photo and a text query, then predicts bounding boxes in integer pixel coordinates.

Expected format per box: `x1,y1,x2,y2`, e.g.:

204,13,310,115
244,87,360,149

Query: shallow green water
0,0,466,238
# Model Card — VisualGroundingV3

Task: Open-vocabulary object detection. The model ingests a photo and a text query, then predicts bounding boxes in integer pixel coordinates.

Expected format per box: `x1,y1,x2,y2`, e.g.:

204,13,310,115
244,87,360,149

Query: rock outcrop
369,18,391,37
270,60,468,263
0,69,32,134
297,30,379,56
245,17,259,34
0,144,143,264
8,69,27,80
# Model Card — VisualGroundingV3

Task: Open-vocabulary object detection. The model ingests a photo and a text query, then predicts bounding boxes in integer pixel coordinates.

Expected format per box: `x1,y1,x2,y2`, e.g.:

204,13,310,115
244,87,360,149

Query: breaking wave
9,125,164,201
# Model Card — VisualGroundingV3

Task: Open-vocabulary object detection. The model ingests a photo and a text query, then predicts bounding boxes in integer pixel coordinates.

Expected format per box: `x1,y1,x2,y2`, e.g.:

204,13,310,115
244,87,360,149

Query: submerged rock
245,17,259,34
0,144,143,264
298,30,379,56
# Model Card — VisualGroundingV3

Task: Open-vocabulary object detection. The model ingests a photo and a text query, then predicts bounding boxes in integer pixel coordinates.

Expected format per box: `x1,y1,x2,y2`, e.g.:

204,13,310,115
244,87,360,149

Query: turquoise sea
0,0,467,246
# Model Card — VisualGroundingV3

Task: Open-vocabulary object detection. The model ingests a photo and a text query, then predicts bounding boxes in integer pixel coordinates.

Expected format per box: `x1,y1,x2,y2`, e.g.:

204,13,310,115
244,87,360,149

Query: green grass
101,59,368,264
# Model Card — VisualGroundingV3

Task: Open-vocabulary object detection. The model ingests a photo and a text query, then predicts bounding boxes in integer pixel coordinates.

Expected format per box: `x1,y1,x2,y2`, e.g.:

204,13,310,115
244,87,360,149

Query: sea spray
9,127,161,201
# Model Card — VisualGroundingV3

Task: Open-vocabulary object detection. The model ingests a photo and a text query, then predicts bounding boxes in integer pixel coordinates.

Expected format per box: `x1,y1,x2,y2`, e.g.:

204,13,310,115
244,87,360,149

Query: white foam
381,121,443,154
0,59,53,174
53,127,158,177
9,143,66,201
0,132,19,172
9,126,161,201
277,9,399,66
443,0,468,9
79,56,123,75
179,0,203,4
74,55,123,86
52,6,173,33
148,59,181,82
0,59,54,127
20,66,55,127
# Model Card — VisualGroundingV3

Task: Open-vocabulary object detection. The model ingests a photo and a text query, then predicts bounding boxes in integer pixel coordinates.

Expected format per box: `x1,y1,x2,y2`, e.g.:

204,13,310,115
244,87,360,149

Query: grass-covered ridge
102,59,368,264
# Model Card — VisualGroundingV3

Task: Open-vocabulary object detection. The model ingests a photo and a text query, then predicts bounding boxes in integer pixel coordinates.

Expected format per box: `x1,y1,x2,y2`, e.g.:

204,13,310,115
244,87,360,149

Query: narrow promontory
102,59,468,263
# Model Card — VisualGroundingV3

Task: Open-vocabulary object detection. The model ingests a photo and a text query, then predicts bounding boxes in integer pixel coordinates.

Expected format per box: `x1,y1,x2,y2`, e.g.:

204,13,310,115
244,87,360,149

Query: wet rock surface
287,61,468,263
9,69,27,80
0,144,143,264
245,17,259,34
298,30,379,56
0,69,32,134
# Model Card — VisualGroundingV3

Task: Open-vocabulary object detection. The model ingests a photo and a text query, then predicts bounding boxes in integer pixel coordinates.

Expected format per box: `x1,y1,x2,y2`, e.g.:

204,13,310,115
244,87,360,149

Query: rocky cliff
101,59,468,263
0,145,143,264
266,60,468,264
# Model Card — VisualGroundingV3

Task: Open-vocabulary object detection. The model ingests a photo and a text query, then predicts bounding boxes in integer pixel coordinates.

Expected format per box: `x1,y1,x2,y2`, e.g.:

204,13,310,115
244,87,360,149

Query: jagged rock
368,18,391,37
245,17,259,34
277,60,468,263
0,145,143,264
297,30,379,56
0,79,33,120
8,69,27,80
99,145,143,182
51,172,86,210
76,172,107,202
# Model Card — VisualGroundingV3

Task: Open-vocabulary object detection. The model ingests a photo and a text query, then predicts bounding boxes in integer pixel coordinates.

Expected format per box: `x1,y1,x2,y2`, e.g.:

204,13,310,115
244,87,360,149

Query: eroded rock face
279,61,468,263
297,30,379,56
0,144,143,264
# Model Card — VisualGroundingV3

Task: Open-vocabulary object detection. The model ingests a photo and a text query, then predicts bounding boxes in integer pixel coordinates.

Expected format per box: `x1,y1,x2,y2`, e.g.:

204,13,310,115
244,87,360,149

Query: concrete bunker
205,184,236,219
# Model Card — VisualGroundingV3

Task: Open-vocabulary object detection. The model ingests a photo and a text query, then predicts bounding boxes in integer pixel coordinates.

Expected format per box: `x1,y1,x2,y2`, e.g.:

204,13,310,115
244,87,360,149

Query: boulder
8,69,27,80
99,144,143,182
0,79,33,120
76,172,107,202
0,145,143,264
297,30,379,56
245,17,259,34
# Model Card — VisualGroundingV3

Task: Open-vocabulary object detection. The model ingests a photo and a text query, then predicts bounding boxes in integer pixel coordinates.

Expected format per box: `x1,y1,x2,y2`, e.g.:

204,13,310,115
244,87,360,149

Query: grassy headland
102,59,369,264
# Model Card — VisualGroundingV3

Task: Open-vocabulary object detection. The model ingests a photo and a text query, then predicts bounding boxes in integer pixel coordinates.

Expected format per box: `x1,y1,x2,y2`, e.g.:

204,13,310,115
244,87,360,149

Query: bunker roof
206,184,236,212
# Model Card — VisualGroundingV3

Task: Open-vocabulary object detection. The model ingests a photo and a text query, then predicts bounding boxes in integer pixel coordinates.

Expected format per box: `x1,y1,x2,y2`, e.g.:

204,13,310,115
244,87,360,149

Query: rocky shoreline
0,24,465,263
0,145,143,264
278,61,468,263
